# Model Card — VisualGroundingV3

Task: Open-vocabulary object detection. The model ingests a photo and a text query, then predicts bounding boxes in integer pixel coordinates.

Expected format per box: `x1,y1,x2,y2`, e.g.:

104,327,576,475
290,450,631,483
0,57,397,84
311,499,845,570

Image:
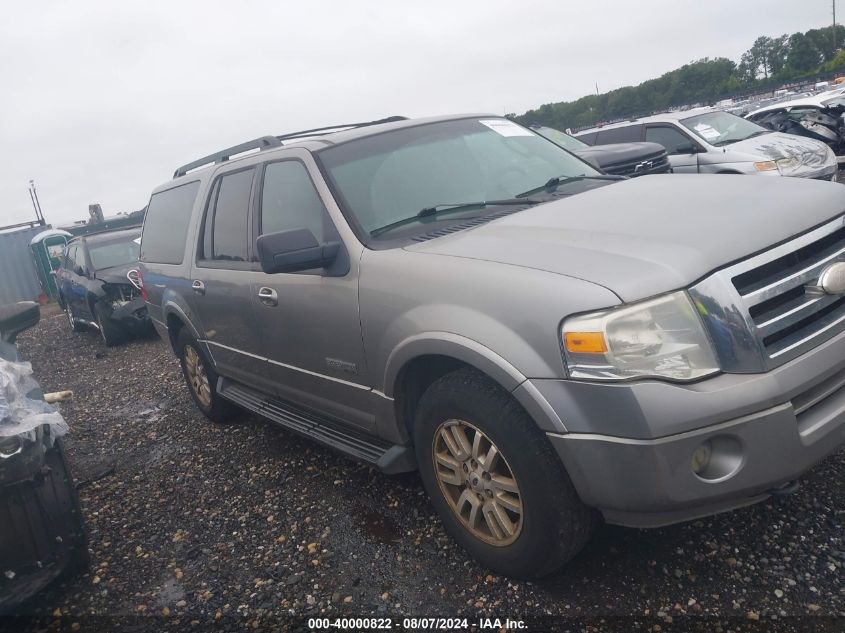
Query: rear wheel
176,328,238,423
414,368,595,579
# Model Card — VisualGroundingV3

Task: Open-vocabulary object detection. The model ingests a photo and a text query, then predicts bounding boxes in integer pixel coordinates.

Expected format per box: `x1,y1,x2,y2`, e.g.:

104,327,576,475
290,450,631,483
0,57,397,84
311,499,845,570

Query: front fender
383,332,567,434
384,332,527,398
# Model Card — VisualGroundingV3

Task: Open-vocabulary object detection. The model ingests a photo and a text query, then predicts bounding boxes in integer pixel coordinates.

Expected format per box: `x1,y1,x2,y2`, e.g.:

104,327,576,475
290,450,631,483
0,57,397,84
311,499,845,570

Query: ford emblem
817,261,845,295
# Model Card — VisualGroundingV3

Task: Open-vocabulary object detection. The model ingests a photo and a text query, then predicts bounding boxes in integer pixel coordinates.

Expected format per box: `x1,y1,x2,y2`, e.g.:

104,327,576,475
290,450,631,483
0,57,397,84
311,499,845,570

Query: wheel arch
162,301,202,354
386,334,566,442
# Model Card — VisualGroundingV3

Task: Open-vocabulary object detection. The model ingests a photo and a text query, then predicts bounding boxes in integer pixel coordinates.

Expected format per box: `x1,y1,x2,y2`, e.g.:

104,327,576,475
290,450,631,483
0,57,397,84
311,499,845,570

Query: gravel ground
5,306,843,632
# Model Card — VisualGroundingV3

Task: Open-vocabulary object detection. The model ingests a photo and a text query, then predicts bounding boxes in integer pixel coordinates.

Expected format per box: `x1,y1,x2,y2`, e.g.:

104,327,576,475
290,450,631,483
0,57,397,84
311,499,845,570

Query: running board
217,379,415,474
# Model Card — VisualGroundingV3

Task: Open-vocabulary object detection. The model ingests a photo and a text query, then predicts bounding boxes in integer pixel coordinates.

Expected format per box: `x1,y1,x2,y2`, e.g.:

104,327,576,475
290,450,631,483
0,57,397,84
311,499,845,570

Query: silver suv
139,114,845,578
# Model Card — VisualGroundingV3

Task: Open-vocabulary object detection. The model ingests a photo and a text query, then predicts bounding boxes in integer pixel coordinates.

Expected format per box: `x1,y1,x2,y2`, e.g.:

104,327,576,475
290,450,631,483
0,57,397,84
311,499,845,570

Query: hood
406,174,845,302
94,262,138,285
722,131,833,174
574,142,665,169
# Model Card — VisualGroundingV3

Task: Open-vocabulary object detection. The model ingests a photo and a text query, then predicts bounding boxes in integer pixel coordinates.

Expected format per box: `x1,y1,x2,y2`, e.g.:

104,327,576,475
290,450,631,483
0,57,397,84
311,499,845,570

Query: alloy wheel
184,345,212,408
432,419,523,546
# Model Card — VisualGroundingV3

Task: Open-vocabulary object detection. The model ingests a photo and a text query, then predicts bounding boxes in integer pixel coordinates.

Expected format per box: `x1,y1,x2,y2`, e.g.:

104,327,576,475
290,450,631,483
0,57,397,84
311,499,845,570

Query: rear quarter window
140,181,200,264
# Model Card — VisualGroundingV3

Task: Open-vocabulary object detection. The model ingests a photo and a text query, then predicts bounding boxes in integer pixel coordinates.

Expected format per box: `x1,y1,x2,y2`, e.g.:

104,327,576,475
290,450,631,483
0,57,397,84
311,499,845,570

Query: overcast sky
0,1,836,227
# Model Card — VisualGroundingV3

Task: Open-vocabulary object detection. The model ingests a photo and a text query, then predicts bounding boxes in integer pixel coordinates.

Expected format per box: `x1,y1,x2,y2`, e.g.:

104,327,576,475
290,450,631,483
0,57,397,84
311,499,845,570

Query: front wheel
414,368,595,579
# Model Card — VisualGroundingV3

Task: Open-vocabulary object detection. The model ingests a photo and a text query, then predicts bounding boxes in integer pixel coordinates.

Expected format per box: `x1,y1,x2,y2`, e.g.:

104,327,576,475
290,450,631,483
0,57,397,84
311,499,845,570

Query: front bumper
110,297,151,335
532,327,845,528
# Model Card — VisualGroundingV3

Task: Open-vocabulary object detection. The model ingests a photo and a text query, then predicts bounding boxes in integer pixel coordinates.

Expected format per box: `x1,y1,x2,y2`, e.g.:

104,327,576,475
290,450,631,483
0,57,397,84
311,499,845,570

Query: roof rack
275,115,408,142
173,116,408,179
173,136,282,178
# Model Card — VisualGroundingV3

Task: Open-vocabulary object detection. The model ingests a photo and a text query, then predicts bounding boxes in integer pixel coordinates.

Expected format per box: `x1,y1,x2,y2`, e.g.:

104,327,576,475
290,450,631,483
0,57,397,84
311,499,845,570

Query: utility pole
835,0,838,55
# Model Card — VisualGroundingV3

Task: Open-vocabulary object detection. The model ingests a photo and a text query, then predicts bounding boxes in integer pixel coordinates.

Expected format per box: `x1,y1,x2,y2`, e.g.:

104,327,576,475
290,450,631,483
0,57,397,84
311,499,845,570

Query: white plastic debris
0,357,67,438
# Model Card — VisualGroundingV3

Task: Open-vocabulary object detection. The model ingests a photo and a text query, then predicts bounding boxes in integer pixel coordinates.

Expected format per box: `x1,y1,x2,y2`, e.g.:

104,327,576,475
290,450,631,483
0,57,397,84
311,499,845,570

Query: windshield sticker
479,119,534,137
694,123,721,140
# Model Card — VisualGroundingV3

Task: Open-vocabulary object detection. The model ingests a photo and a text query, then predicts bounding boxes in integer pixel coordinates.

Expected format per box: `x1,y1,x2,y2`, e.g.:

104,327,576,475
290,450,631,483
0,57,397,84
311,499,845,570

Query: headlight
754,157,799,172
561,291,720,381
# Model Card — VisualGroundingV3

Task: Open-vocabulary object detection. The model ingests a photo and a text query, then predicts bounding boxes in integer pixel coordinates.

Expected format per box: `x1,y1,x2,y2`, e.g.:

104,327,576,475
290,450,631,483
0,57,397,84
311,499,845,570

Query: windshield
533,126,588,151
680,111,769,147
88,237,140,270
317,118,600,237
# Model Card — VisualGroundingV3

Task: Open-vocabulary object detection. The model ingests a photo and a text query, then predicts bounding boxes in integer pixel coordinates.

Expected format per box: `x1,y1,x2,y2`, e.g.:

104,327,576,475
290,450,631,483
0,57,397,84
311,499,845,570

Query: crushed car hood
406,174,845,302
93,262,137,285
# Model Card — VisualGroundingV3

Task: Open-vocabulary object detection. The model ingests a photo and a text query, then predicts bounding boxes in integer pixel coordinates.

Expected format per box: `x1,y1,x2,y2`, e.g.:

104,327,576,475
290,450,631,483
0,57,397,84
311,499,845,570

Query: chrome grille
690,215,845,372
604,152,671,178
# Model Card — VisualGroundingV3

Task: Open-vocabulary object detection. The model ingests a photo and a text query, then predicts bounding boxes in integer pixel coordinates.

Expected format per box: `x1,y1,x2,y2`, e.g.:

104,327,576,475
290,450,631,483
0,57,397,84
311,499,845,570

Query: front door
189,166,266,386
65,244,93,320
645,124,701,173
248,158,373,430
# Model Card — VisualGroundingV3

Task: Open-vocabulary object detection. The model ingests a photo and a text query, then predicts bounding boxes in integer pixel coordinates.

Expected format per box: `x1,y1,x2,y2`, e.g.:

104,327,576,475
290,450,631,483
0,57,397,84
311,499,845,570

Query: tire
64,300,83,333
414,367,595,579
53,439,90,577
176,328,238,423
93,302,125,347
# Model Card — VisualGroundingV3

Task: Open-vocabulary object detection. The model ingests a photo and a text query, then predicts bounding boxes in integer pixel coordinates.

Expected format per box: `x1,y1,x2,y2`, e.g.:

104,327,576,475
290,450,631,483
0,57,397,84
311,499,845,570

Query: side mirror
675,142,698,155
256,228,340,274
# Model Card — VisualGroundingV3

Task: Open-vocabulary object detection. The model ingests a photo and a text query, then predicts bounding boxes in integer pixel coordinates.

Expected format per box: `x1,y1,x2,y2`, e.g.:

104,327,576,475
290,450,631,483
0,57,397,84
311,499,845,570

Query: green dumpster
29,229,72,300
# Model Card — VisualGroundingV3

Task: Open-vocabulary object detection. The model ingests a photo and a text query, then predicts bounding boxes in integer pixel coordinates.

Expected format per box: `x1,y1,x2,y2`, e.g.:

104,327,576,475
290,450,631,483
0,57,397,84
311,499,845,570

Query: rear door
247,157,373,429
645,124,701,173
189,166,267,385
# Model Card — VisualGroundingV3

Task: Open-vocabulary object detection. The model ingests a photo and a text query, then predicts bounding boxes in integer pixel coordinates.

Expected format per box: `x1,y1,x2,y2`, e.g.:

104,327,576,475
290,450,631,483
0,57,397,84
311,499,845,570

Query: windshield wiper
517,174,625,198
370,198,541,237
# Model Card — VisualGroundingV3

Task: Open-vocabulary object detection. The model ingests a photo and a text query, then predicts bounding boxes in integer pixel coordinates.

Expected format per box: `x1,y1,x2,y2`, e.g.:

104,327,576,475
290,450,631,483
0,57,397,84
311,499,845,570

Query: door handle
192,280,205,295
257,287,278,306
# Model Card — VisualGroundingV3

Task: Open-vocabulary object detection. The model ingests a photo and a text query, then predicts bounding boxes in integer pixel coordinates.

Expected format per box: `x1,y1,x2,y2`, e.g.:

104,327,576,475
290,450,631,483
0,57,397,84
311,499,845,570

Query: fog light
691,440,712,475
691,435,744,482
0,436,23,459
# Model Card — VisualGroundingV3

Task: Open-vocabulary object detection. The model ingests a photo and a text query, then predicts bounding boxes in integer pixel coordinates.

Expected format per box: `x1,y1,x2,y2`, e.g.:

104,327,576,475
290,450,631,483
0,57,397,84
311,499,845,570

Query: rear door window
201,169,254,262
141,181,201,264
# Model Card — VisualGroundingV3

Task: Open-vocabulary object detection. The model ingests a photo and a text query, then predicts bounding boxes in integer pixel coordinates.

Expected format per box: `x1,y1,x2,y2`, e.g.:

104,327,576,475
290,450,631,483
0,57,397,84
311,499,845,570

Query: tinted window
645,126,695,154
63,245,76,269
203,169,253,262
140,181,200,264
73,244,88,274
595,125,643,144
261,161,327,241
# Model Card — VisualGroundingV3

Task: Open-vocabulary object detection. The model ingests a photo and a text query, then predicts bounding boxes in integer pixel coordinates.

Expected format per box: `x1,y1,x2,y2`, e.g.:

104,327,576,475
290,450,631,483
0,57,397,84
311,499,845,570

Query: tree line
515,24,845,131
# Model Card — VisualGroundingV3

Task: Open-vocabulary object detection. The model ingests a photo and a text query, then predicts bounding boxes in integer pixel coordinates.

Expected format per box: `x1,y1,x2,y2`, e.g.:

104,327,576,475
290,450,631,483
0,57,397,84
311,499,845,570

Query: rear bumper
532,326,845,528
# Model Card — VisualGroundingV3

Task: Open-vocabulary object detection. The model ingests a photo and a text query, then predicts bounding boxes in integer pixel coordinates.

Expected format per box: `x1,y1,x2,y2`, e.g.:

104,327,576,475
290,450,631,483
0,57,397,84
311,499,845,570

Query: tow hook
769,480,800,497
